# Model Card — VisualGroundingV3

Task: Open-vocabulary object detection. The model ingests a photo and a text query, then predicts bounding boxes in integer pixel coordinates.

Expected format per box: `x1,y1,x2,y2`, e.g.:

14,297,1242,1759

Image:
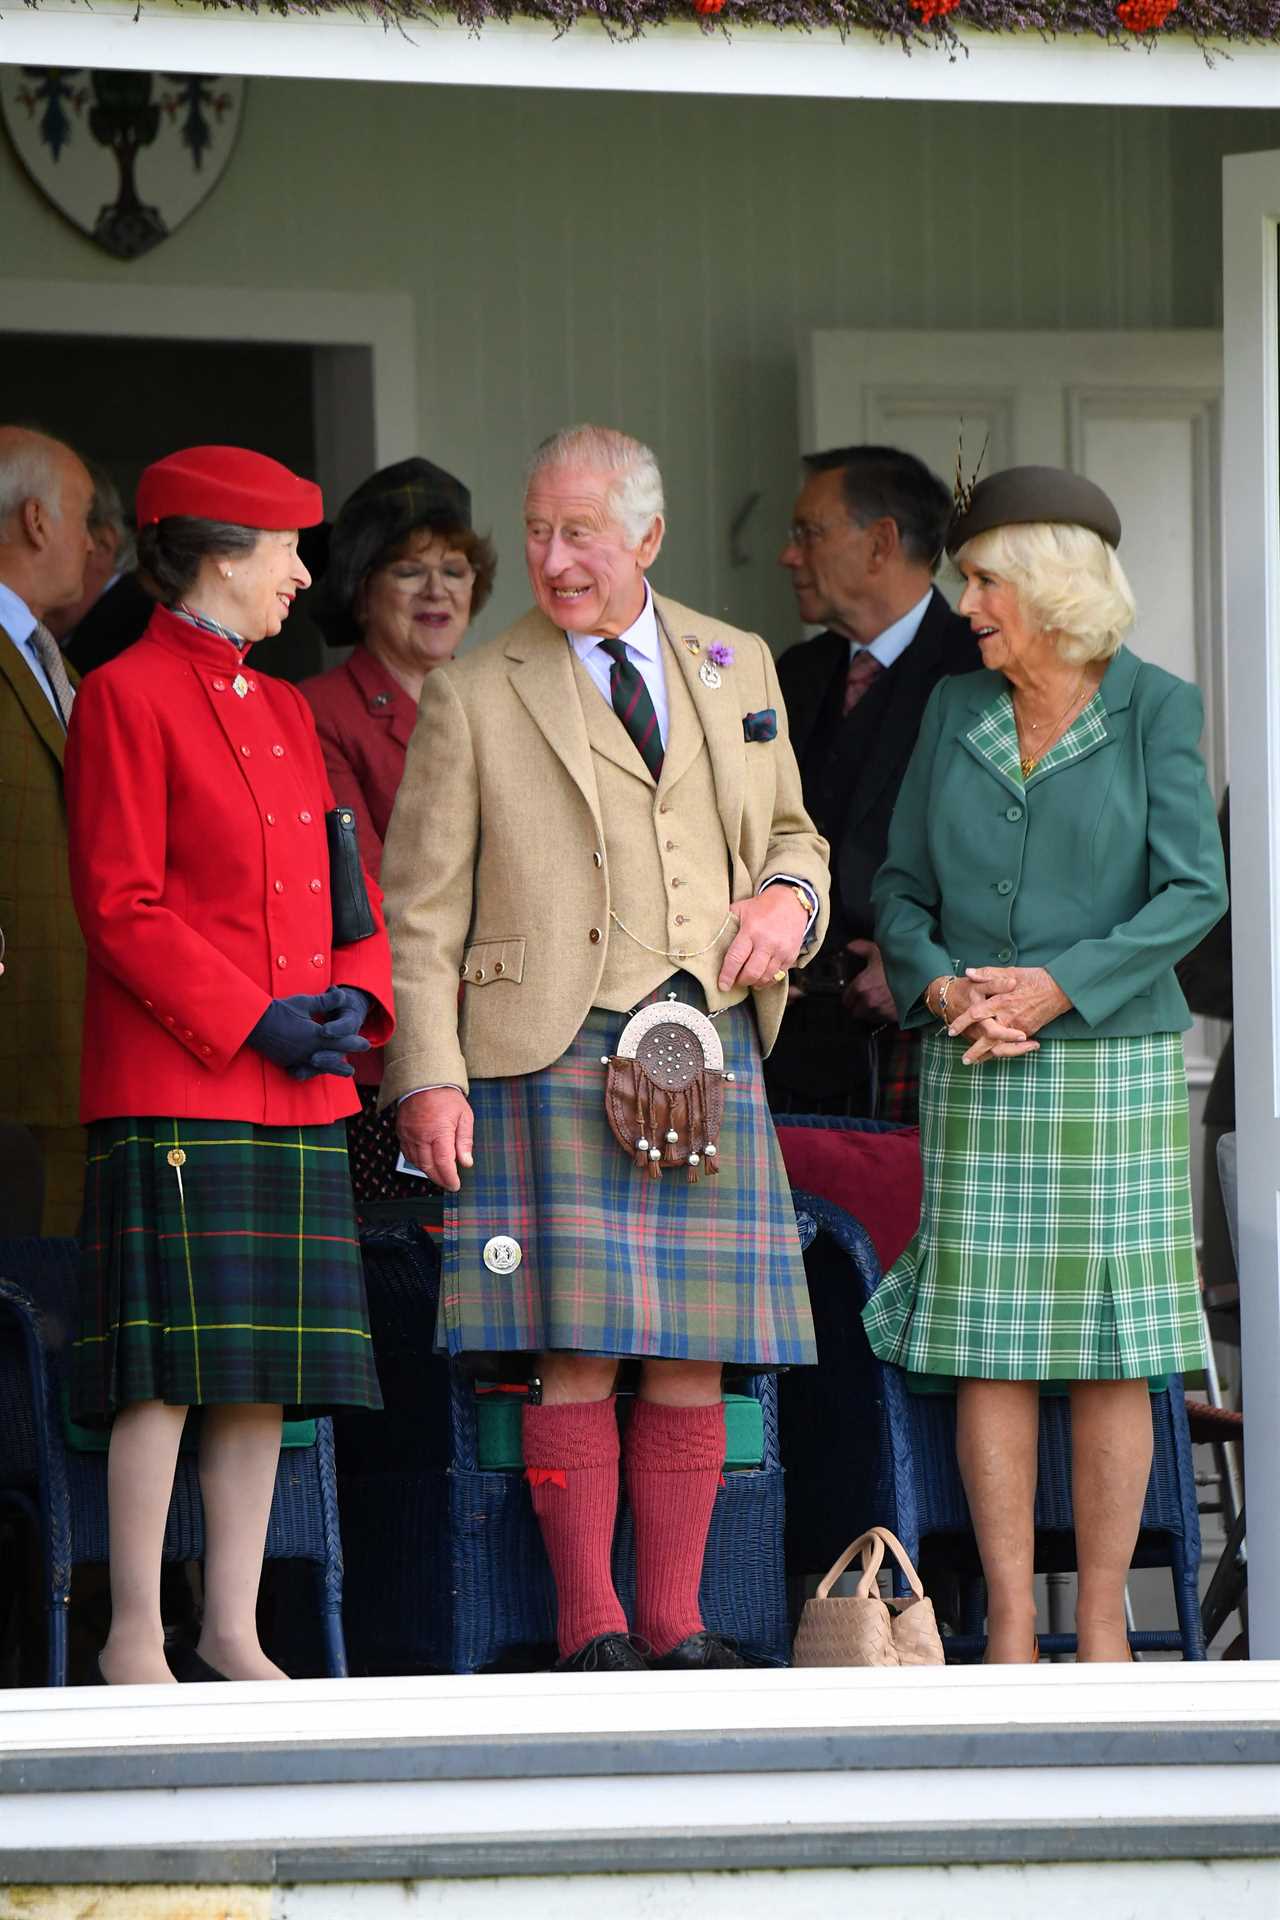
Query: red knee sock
523,1397,627,1660
624,1399,726,1657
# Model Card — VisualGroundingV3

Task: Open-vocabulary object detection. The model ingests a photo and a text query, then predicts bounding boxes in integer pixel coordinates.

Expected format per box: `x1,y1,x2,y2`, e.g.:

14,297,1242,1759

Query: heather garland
47,0,1280,48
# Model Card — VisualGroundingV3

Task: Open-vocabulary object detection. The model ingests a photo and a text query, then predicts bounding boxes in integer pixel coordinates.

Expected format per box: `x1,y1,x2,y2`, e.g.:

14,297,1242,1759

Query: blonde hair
953,520,1135,664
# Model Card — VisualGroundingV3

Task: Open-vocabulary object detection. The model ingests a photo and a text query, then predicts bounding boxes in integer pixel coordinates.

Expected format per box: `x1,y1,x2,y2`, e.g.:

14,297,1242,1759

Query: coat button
996,879,1013,895
493,961,505,975
1005,805,1024,822
266,812,276,826
675,914,688,926
274,880,285,894
299,810,312,824
248,679,257,692
143,999,154,1010
312,953,325,967
212,678,227,692
165,1015,175,1025
310,878,322,892
592,851,603,867
277,955,288,969
240,745,251,757
659,802,670,815
474,968,486,983
589,927,602,944
670,877,683,889
201,1045,212,1057
997,947,1013,962
182,1028,193,1039
272,744,285,758
459,963,468,978
665,840,675,851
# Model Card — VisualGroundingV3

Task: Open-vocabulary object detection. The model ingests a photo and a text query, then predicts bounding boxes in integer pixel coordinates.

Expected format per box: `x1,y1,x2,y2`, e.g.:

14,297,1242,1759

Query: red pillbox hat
137,445,324,530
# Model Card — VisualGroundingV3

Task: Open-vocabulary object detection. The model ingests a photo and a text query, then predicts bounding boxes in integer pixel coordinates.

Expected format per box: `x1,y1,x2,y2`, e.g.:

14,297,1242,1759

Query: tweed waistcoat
571,643,745,1015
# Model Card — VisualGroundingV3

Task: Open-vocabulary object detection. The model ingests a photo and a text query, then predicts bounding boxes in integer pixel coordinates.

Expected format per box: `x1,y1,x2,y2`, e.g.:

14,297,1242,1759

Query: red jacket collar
145,604,254,670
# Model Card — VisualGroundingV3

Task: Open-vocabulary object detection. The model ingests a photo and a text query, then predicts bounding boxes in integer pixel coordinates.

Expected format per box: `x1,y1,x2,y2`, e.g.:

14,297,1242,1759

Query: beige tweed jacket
0,626,84,1129
380,592,830,1099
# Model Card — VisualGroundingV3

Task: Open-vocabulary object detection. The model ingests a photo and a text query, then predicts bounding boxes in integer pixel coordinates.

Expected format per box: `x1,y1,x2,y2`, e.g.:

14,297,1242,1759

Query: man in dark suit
765,444,980,1122
55,464,152,677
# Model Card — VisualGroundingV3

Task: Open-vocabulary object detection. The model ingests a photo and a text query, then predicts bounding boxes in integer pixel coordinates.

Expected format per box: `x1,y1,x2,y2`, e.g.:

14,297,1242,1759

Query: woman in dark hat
864,466,1226,1663
301,458,495,1202
65,445,394,1685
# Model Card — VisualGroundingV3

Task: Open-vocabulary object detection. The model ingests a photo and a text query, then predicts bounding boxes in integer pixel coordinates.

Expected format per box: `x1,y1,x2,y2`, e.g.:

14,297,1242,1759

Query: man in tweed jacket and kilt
383,425,830,1670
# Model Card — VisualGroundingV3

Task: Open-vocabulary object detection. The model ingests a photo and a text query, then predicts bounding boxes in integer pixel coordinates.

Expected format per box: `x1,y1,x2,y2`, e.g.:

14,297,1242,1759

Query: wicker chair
785,1191,1206,1660
0,1236,348,1684
336,1218,790,1674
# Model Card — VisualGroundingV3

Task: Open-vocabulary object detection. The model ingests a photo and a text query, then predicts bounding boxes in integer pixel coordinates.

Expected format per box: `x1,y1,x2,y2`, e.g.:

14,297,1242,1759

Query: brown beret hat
947,465,1122,557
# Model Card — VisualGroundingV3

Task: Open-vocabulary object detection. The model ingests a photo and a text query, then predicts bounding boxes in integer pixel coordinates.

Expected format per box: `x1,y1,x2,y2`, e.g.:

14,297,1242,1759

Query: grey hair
87,463,136,571
526,424,665,547
0,429,70,531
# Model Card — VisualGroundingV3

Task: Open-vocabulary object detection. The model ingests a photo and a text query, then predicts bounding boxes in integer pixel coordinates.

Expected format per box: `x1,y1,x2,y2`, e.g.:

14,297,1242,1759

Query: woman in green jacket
865,466,1227,1664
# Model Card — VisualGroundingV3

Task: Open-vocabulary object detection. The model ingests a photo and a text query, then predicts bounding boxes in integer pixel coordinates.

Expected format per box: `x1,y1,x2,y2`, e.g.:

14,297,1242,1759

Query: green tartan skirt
72,1118,382,1423
862,1032,1207,1381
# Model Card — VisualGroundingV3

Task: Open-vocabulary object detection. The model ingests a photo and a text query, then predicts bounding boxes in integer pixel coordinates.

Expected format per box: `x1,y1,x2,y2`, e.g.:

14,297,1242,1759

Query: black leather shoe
652,1631,747,1669
553,1632,650,1672
166,1644,230,1683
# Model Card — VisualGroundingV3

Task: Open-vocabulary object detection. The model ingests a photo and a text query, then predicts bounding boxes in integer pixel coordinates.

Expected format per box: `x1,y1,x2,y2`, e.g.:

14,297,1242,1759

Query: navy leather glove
291,985,372,1082
247,994,344,1073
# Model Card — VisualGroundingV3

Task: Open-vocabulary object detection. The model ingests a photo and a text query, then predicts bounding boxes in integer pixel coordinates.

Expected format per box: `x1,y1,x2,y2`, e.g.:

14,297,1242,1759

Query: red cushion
777,1125,923,1275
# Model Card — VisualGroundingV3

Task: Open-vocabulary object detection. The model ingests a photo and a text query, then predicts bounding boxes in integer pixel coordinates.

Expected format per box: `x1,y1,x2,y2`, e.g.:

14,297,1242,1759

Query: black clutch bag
325,807,376,945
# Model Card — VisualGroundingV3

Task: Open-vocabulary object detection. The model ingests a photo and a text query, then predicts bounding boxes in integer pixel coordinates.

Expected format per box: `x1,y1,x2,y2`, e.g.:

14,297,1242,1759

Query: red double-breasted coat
65,607,395,1126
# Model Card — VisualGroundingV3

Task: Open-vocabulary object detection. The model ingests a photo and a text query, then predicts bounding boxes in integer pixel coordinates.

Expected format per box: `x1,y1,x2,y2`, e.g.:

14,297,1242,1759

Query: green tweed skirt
862,1032,1207,1381
72,1118,382,1423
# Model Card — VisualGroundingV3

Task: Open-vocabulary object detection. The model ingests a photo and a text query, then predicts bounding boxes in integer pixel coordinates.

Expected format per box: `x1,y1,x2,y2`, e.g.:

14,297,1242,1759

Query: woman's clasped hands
929,966,1071,1065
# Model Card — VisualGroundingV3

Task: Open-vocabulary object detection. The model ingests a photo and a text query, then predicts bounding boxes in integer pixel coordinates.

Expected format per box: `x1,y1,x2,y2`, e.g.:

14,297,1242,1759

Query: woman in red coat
65,446,395,1686
301,458,494,1200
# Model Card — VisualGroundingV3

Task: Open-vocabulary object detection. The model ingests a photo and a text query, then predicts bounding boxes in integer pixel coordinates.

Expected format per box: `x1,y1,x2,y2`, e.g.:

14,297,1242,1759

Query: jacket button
658,802,670,815
201,1046,212,1057
212,678,227,692
1005,805,1023,822
459,963,468,978
589,927,602,944
493,961,505,975
996,879,1014,895
312,953,325,967
277,955,288,969
265,812,276,826
592,851,603,867
665,840,675,851
675,914,688,926
997,947,1013,962
240,745,251,757
474,968,486,983
671,877,684,889
248,680,257,692
299,810,312,824
272,744,285,758
274,880,285,894
165,1015,175,1025
310,878,322,893
143,999,154,1010
182,1029,193,1039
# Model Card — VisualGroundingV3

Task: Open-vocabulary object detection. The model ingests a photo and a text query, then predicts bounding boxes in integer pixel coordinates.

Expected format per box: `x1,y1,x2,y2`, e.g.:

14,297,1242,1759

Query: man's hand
841,939,898,1022
718,887,810,992
397,1087,475,1192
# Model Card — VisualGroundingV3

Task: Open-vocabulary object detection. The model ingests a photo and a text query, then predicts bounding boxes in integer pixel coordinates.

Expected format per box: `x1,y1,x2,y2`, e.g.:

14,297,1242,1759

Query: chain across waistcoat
570,641,746,1016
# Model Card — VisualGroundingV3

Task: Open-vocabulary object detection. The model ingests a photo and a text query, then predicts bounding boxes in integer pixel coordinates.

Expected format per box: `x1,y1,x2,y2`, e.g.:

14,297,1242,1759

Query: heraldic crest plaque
1,68,245,261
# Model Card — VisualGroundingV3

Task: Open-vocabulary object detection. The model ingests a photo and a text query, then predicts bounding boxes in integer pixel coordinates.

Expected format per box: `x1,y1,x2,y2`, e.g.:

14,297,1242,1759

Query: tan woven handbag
792,1526,945,1667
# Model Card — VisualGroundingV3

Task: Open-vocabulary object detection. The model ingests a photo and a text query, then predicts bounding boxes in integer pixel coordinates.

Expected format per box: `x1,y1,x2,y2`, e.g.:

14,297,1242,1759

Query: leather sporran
604,997,729,1184
792,1526,944,1668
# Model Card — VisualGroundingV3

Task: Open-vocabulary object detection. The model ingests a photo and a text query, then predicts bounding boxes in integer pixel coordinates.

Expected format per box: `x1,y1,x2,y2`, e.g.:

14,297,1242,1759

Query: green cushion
903,1371,1169,1397
474,1389,765,1471
61,1390,317,1453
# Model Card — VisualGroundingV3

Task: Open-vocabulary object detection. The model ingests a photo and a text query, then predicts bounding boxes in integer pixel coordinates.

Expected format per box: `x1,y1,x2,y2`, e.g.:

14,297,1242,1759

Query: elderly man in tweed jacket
382,424,829,1671
0,427,94,1233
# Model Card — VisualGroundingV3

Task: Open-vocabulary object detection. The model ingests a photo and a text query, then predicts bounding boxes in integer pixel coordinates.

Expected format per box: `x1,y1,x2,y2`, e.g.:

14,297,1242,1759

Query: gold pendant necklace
1016,673,1089,781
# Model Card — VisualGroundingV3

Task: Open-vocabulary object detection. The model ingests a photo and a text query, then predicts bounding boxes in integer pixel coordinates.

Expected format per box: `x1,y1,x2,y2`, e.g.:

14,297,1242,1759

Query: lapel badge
483,1234,523,1275
681,633,702,655
232,673,249,699
699,660,722,689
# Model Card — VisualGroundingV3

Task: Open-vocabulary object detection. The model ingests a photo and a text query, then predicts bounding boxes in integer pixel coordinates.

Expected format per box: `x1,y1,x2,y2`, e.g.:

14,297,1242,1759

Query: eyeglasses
786,521,842,549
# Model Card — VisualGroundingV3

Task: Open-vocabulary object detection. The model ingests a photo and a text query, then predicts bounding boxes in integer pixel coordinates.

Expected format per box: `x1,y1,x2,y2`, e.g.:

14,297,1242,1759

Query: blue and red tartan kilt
72,1117,382,1423
442,978,817,1367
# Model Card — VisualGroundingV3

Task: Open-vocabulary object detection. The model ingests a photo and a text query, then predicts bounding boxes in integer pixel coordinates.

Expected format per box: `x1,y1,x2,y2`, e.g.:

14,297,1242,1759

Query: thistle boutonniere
700,641,734,688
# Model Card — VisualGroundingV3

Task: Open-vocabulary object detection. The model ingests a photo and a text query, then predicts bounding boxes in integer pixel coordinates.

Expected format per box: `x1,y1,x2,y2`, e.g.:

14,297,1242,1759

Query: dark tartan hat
947,465,1122,557
317,456,472,645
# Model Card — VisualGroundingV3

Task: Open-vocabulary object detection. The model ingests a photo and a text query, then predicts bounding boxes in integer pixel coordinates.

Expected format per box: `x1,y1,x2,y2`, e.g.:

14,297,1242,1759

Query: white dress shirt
0,580,62,719
853,586,934,672
569,583,669,743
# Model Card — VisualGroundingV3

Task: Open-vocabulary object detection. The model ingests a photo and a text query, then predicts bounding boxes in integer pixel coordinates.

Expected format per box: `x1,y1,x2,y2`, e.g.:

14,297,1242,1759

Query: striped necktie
842,647,883,718
31,623,75,729
598,637,664,781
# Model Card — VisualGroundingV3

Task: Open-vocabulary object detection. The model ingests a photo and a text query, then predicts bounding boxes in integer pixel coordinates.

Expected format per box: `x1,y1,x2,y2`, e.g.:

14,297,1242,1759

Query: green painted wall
3,80,1279,646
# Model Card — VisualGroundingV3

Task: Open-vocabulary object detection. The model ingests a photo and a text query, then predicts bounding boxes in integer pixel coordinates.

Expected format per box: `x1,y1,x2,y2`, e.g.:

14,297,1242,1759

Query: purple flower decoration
706,642,734,668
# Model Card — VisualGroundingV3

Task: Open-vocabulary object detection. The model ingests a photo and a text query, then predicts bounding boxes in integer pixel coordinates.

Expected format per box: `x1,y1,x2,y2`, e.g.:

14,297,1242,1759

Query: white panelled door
802,326,1225,1085
1223,150,1280,1660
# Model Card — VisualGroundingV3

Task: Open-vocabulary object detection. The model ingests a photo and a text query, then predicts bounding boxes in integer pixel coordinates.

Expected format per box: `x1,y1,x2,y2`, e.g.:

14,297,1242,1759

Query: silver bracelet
936,975,955,1022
